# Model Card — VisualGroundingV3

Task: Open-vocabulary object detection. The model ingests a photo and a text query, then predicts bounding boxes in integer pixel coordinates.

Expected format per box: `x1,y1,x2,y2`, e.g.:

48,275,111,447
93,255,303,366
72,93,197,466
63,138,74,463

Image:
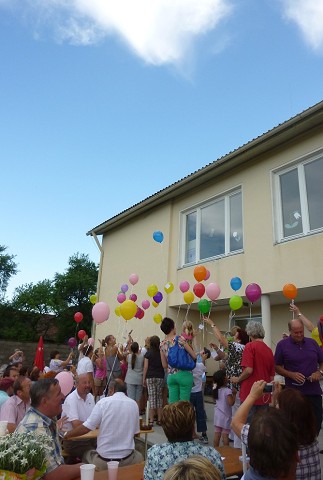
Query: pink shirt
0,395,30,427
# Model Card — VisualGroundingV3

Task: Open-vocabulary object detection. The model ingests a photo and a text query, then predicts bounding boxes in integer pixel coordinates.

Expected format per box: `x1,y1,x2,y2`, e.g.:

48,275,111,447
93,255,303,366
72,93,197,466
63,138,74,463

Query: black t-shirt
144,349,164,379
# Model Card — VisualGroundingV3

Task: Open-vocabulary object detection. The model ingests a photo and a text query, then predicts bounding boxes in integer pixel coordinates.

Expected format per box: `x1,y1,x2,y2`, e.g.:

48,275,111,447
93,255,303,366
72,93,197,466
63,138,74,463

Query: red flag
34,336,45,371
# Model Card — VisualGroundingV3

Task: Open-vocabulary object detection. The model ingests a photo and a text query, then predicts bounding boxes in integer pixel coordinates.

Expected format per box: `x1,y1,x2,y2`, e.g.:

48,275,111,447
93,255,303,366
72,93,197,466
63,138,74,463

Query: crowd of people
0,302,322,479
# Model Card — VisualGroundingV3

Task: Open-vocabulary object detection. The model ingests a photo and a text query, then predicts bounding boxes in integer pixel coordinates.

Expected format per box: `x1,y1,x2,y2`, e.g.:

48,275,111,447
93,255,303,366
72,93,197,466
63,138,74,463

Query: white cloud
281,0,323,51
3,0,233,66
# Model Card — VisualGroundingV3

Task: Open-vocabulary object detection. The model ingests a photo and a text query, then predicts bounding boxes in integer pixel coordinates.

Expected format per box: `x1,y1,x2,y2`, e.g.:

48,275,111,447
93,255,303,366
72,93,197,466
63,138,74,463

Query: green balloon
229,295,243,311
198,299,211,314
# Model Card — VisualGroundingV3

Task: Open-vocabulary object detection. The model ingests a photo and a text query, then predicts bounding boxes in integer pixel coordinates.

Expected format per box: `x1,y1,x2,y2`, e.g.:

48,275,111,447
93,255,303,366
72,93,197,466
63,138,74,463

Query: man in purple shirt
275,319,323,433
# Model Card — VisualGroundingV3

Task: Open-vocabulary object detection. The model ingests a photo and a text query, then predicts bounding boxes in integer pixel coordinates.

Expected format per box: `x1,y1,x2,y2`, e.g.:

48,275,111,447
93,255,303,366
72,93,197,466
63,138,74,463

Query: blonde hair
182,320,194,337
163,455,222,480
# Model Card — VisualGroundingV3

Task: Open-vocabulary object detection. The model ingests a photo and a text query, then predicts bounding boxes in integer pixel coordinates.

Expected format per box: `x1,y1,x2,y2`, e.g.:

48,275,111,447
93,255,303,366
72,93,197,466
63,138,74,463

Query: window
182,189,243,266
274,152,323,241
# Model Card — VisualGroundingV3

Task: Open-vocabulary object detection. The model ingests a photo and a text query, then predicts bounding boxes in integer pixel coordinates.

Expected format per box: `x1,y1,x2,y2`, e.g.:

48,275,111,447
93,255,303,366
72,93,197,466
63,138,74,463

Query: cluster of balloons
179,266,221,314
228,279,262,311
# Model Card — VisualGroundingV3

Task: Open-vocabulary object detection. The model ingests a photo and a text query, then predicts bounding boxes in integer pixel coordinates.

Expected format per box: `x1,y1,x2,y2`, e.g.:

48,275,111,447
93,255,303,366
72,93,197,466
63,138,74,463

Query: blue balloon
153,230,164,243
230,276,242,291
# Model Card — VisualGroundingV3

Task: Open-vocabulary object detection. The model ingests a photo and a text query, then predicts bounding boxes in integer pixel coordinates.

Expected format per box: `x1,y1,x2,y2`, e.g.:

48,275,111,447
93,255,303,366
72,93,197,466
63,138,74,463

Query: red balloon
193,282,205,298
77,330,86,340
74,312,83,323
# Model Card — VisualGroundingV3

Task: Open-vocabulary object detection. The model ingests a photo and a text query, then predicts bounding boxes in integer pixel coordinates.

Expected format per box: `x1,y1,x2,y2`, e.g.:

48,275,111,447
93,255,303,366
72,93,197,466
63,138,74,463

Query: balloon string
176,304,181,319
249,304,252,319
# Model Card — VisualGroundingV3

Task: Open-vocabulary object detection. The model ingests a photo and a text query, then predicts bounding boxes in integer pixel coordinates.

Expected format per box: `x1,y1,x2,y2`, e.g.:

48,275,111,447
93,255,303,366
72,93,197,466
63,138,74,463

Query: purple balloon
245,283,262,303
153,291,163,303
68,337,77,348
121,284,129,293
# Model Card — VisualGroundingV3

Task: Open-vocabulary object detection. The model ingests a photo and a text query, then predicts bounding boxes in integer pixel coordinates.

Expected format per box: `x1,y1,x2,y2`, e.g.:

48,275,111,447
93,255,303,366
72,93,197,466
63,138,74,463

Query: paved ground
143,397,323,472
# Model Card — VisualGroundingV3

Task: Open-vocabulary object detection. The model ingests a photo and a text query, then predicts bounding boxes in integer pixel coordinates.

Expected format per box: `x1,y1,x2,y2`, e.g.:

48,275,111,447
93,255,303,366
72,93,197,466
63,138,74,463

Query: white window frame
273,148,323,243
179,187,243,267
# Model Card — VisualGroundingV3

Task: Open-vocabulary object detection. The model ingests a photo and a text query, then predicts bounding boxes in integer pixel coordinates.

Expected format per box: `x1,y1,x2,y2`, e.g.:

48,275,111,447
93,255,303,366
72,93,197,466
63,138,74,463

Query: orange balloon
194,265,207,282
282,283,298,300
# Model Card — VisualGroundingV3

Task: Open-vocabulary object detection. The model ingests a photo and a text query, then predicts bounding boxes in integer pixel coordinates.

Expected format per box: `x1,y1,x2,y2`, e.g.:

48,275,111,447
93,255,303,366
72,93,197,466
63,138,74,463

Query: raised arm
231,380,266,437
290,303,315,332
203,316,228,349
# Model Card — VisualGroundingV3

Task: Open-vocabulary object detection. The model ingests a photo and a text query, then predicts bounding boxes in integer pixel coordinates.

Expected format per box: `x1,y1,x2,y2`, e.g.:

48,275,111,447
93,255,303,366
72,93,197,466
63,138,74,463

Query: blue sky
1,0,323,298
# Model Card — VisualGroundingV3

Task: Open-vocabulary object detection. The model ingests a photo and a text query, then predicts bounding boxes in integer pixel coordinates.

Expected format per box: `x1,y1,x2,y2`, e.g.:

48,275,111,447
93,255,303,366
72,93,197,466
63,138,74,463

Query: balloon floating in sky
229,295,243,311
153,231,164,243
77,329,87,340
89,294,97,305
129,273,139,286
179,281,190,293
194,265,207,282
245,283,262,303
92,301,110,324
68,337,77,348
198,299,211,314
205,282,221,301
74,312,83,323
147,284,158,297
164,282,174,294
56,371,74,397
193,283,205,298
282,283,298,300
120,300,137,321
230,277,242,292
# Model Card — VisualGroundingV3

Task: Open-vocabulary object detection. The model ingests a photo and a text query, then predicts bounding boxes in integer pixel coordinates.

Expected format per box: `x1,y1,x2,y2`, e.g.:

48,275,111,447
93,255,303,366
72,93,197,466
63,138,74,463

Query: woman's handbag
168,336,196,370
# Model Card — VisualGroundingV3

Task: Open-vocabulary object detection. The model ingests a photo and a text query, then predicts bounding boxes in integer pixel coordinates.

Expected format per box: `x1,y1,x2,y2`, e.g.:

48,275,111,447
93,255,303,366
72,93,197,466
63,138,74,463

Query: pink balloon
206,282,221,301
179,281,190,293
245,283,262,303
141,299,150,310
117,293,126,303
92,301,110,324
88,337,94,346
205,269,211,281
56,371,74,397
129,273,139,285
129,293,137,302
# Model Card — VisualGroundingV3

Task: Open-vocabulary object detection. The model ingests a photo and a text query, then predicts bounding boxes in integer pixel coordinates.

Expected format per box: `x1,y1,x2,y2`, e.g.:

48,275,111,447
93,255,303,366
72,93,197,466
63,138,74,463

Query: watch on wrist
211,324,216,328
298,313,302,317
319,370,323,376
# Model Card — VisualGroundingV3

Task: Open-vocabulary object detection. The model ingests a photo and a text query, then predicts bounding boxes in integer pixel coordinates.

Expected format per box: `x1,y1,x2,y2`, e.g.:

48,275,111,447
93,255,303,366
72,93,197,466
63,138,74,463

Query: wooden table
70,428,154,459
217,446,244,478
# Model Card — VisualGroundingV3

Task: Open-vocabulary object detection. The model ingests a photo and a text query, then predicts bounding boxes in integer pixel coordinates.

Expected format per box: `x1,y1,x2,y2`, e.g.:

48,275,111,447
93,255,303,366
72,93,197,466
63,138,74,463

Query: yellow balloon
311,327,322,346
115,306,121,317
164,282,174,294
153,314,162,324
183,291,195,304
152,300,158,308
147,284,158,297
90,294,97,304
120,300,137,321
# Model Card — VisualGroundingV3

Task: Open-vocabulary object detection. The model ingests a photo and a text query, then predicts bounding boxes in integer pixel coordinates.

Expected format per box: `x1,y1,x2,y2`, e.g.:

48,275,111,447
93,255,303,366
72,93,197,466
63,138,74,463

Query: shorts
94,377,107,387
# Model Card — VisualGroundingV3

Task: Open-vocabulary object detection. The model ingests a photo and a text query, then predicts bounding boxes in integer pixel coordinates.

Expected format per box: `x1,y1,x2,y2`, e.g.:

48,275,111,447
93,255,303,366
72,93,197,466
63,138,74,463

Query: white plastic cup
0,421,8,436
80,464,95,480
107,460,119,480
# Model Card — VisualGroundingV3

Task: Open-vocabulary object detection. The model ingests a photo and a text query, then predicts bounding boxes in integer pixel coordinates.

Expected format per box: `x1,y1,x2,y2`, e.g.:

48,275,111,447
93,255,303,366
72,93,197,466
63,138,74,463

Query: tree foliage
0,245,18,299
0,252,98,343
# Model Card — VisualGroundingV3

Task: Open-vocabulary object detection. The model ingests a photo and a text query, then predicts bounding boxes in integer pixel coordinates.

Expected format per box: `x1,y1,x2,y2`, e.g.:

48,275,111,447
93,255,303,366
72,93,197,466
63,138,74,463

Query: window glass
230,191,243,251
200,200,225,259
304,157,323,230
185,211,196,264
280,169,303,238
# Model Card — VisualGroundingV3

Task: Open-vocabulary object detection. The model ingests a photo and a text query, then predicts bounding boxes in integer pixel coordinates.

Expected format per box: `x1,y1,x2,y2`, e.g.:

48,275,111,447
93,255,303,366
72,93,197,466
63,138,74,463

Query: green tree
0,245,18,300
11,280,56,338
53,253,98,341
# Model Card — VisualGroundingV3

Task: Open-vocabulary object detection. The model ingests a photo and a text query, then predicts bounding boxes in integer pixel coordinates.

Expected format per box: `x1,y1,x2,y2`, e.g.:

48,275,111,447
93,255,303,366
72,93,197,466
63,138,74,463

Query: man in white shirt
64,380,143,470
62,373,96,459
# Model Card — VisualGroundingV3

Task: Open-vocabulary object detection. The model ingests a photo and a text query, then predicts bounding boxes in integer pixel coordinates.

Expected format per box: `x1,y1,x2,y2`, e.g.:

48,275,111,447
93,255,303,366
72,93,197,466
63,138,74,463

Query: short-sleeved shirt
77,356,94,376
191,362,206,393
226,341,245,390
274,336,323,395
240,341,275,404
0,395,30,426
16,407,64,475
144,440,225,480
144,350,164,379
125,353,144,385
62,389,95,431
